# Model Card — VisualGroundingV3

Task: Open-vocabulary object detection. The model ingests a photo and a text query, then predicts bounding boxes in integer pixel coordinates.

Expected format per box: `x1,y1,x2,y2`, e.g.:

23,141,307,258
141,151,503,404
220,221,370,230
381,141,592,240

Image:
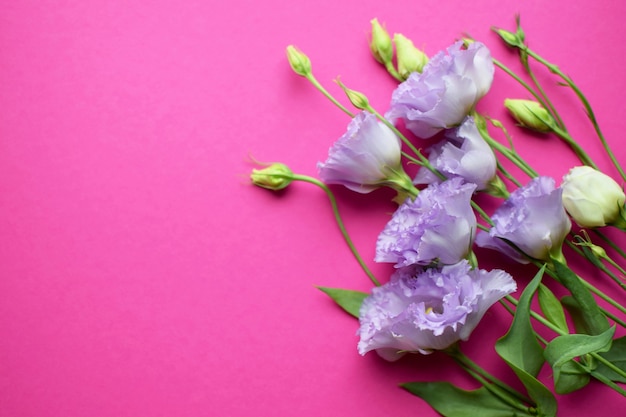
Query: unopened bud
336,79,370,110
286,45,312,77
251,163,294,191
504,99,555,132
393,33,428,78
369,18,393,64
562,166,626,227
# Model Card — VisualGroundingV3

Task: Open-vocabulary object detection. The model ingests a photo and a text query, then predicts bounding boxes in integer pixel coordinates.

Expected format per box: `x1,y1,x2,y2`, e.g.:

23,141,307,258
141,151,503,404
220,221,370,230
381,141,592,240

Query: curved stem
550,125,598,169
523,47,626,182
446,345,534,408
304,73,355,118
292,174,380,286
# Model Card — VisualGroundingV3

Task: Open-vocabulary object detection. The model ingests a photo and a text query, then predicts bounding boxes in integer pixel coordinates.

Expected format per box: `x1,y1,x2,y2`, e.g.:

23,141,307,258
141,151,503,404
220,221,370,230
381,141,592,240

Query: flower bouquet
250,17,626,416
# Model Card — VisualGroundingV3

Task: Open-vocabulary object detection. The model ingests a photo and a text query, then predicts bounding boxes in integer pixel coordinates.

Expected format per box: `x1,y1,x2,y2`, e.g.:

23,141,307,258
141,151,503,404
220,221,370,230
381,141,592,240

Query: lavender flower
375,178,477,267
358,261,516,361
318,111,411,193
414,116,497,190
386,41,494,138
476,176,571,263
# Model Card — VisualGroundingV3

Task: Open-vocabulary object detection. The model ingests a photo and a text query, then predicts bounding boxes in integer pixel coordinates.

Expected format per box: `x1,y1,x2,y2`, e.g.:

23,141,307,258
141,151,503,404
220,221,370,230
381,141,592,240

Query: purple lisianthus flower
386,41,494,138
476,176,571,263
358,260,516,361
375,177,477,267
414,116,497,190
318,111,408,193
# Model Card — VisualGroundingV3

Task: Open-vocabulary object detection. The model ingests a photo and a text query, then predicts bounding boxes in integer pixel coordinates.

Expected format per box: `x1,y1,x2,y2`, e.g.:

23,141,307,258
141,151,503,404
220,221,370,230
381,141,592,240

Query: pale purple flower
386,41,494,138
414,116,497,190
358,261,516,361
375,178,477,267
476,176,571,263
318,111,405,193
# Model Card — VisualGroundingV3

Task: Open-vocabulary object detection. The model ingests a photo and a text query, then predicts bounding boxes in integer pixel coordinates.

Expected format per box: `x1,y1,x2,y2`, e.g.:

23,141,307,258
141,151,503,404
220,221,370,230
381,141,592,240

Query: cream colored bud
562,166,626,227
369,18,393,64
251,163,294,191
504,99,555,132
393,33,428,78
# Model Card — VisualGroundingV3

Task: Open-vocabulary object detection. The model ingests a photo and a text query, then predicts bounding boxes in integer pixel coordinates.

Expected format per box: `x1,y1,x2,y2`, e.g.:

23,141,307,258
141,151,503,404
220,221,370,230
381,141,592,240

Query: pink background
1,1,625,416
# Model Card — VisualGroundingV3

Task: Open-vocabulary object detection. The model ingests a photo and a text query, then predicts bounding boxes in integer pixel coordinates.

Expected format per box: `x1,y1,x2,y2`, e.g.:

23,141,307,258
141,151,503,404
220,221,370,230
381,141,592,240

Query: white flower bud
561,166,626,227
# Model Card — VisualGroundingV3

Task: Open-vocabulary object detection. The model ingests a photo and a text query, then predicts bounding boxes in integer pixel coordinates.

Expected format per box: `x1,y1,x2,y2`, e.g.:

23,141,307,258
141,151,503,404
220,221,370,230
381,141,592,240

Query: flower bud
369,18,393,64
285,45,312,77
393,33,428,79
504,99,555,132
251,163,294,191
336,79,370,110
492,16,525,48
561,166,626,227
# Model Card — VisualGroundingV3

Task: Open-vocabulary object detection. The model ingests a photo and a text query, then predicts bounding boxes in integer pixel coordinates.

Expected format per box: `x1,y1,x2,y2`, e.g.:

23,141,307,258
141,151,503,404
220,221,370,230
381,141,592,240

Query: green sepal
552,259,610,335
595,335,626,383
495,266,557,416
544,326,615,393
317,287,368,319
537,284,569,334
401,382,537,417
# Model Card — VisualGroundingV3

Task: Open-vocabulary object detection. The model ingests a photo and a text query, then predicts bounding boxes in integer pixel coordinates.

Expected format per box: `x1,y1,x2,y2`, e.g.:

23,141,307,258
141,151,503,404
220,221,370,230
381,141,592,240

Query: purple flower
386,41,494,138
317,111,408,193
476,176,571,263
414,116,497,190
375,178,477,267
358,261,516,361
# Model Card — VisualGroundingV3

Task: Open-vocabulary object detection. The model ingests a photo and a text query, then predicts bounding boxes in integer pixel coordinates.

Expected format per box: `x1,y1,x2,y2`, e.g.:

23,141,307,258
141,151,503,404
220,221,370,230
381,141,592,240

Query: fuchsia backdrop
1,1,625,416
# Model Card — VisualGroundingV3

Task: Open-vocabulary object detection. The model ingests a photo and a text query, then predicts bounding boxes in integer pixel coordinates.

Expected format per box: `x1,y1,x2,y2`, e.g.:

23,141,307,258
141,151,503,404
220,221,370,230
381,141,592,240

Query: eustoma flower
476,176,571,263
375,178,477,267
414,116,497,190
317,111,413,194
561,166,626,228
386,41,494,138
357,261,516,361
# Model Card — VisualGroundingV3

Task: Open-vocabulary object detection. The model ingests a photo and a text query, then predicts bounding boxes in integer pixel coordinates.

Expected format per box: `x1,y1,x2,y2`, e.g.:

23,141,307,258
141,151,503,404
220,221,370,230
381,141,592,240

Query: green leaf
560,296,590,334
552,259,610,335
544,326,615,393
317,287,368,318
495,266,557,416
402,382,536,417
552,360,590,394
537,284,569,333
595,335,626,382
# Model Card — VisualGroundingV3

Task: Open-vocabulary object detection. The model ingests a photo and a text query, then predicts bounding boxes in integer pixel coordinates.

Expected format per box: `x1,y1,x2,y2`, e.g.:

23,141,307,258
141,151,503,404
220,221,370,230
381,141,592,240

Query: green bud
285,45,312,77
504,99,555,132
393,33,428,79
493,16,525,48
369,18,393,64
493,27,522,47
251,163,294,191
336,79,369,110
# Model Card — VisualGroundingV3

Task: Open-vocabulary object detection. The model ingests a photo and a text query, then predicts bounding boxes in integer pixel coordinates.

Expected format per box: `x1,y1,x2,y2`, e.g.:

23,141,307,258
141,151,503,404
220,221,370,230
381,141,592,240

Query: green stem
446,345,534,408
566,239,626,291
292,174,380,286
518,55,566,130
304,73,355,118
523,47,626,182
496,163,522,187
384,61,404,82
550,125,599,169
473,113,538,178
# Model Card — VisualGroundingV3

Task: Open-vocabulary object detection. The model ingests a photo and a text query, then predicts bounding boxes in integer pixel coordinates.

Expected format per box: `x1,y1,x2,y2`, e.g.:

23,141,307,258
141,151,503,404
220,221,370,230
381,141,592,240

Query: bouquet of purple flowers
250,17,626,417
